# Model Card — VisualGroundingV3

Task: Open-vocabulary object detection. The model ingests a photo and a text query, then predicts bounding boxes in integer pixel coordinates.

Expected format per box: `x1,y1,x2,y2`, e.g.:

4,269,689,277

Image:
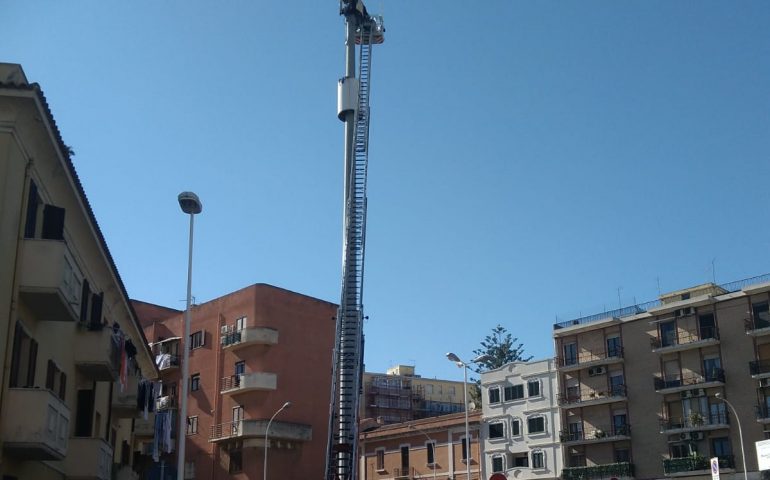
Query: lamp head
446,352,463,365
715,392,723,399
281,401,292,410
178,191,202,215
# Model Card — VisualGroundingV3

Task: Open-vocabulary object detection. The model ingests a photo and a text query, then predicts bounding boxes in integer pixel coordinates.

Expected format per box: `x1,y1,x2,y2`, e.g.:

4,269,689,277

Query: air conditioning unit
679,432,704,441
675,307,695,317
588,366,607,377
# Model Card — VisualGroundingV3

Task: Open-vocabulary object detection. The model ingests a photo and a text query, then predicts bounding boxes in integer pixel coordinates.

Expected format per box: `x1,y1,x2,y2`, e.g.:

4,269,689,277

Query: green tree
471,324,532,374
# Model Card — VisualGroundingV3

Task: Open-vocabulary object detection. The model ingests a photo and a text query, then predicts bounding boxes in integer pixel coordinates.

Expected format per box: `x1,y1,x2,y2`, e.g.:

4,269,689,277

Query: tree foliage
471,324,532,374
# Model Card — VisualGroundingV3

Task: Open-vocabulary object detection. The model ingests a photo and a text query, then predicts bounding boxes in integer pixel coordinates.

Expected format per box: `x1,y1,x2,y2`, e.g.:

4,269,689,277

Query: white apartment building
481,359,562,480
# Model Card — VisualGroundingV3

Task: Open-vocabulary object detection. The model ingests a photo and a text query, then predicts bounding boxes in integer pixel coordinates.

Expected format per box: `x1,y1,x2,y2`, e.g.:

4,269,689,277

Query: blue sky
3,1,769,381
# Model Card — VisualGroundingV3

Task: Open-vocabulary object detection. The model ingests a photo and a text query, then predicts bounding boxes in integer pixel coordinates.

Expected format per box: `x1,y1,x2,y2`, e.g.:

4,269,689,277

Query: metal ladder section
325,22,374,480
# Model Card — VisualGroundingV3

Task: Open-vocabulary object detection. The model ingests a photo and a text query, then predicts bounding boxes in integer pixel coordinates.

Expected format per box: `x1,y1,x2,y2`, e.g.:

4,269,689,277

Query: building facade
0,63,159,480
359,411,483,480
553,274,770,480
133,283,337,479
480,359,562,480
363,365,468,424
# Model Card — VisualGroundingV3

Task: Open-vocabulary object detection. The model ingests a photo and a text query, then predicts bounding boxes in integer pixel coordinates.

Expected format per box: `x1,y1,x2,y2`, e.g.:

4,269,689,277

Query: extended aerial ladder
325,1,384,479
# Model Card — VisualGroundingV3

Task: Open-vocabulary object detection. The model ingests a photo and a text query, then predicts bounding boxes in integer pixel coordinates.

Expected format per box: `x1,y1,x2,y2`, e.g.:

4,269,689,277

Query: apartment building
0,63,159,480
359,411,483,480
363,365,468,425
553,274,770,480
480,359,562,480
133,283,337,479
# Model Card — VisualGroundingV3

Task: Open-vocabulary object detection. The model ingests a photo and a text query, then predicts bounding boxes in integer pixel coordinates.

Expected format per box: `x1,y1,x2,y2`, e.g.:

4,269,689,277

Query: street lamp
715,392,748,480
176,191,202,480
264,401,291,480
407,424,437,480
445,353,493,480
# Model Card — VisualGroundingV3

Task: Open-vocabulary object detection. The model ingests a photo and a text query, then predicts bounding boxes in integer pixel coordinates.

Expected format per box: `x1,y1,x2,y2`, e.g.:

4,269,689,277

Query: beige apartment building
553,274,770,480
0,63,159,480
362,365,469,425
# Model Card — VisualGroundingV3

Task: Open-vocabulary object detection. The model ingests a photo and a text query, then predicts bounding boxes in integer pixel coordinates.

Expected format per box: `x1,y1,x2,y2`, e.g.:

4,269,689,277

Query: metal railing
556,347,624,367
393,467,415,479
220,375,243,391
653,370,725,391
650,328,719,350
220,330,243,347
209,421,241,440
659,412,729,431
558,385,627,405
561,462,634,480
559,424,631,442
756,405,770,420
663,455,734,475
750,360,770,376
554,273,770,330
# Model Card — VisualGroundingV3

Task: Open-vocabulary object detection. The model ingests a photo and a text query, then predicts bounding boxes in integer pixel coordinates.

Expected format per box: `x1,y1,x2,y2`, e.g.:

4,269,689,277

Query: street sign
711,457,720,480
757,439,770,471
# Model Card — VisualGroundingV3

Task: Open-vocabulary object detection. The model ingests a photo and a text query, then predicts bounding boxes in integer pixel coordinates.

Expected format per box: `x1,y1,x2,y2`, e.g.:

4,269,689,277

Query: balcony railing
660,412,728,431
393,467,416,479
559,425,631,443
561,462,635,480
750,360,770,377
558,385,627,406
209,418,312,443
654,370,725,392
745,318,770,334
556,347,624,369
220,325,278,350
1,387,70,460
74,328,121,381
663,455,734,475
18,238,82,322
155,353,180,371
651,328,719,351
756,405,770,421
220,372,278,395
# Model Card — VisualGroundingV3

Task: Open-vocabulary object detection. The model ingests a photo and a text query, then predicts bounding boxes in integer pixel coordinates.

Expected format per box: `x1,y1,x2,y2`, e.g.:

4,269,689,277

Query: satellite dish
469,401,477,411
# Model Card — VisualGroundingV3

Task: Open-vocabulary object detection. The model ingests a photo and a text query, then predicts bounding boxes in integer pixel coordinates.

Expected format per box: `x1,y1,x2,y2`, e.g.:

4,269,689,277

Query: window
400,445,410,470
612,413,628,435
448,386,456,395
671,443,696,458
609,374,625,396
606,335,622,357
190,331,205,349
9,322,37,388
511,419,521,436
492,454,504,472
753,302,770,329
614,448,630,463
711,437,732,457
569,453,585,468
660,321,677,347
235,316,247,331
532,451,545,469
184,461,195,479
488,422,504,439
699,314,716,339
528,380,541,397
563,342,577,365
235,361,245,377
45,360,67,400
425,384,434,394
426,441,435,465
190,373,200,392
513,454,529,467
228,448,242,474
488,387,501,404
375,449,385,470
461,437,469,462
567,422,583,441
528,416,545,434
504,385,524,401
187,416,198,435
703,356,722,382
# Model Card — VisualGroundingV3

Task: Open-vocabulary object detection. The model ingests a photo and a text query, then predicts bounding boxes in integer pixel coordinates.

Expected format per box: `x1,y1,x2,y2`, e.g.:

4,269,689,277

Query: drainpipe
0,158,34,466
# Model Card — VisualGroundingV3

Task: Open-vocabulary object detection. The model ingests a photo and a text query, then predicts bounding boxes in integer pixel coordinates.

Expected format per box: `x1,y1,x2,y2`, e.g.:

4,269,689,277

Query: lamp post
715,392,748,480
407,424,437,480
264,401,291,480
176,192,202,480
445,353,493,480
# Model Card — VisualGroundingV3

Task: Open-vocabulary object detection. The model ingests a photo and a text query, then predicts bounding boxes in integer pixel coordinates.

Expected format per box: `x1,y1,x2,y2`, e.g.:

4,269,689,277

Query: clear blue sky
3,1,769,382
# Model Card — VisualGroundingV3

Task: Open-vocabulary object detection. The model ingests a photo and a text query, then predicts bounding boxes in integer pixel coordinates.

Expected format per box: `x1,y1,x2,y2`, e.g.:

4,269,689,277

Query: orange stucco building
132,283,337,479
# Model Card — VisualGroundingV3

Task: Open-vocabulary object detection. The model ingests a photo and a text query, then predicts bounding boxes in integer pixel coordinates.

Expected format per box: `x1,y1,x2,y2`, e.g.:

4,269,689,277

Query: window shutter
24,180,39,238
90,292,103,329
41,205,66,240
200,330,205,347
46,359,55,390
27,339,38,387
9,323,23,388
59,372,67,400
79,280,91,324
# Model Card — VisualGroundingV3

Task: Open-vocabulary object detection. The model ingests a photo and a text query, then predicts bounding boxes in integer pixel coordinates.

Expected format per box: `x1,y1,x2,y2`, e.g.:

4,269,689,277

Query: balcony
663,455,734,476
220,326,278,351
561,462,635,480
155,395,177,411
659,412,729,434
745,318,770,337
209,419,312,446
559,425,631,445
220,372,277,397
62,437,113,480
112,374,140,418
651,327,720,354
750,360,770,379
756,405,770,423
134,417,155,437
556,347,624,373
558,385,627,408
155,353,180,372
393,467,416,479
653,370,725,394
18,238,81,322
74,328,121,381
1,387,70,460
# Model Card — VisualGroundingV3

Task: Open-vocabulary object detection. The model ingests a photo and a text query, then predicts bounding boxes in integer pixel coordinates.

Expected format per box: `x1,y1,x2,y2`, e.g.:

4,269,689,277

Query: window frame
186,416,199,435
488,386,501,404
190,373,200,392
511,418,521,437
375,448,385,471
491,454,505,473
527,416,546,435
504,384,524,401
190,330,205,350
488,421,505,439
532,450,545,470
527,379,541,398
426,440,436,465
